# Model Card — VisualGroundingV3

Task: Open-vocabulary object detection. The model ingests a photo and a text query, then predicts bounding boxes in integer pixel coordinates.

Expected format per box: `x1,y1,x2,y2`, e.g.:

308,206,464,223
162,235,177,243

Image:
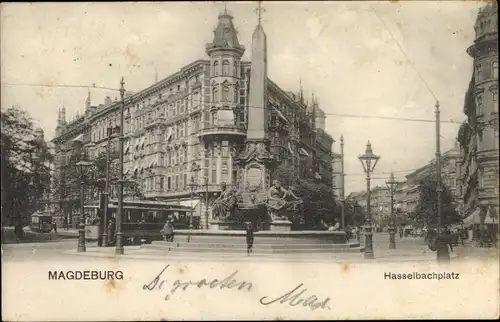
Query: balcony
197,124,246,138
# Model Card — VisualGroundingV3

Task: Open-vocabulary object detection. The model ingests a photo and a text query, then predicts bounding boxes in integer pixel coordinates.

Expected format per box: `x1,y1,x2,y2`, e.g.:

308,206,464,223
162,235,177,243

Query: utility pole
435,101,450,263
102,125,112,247
340,135,345,229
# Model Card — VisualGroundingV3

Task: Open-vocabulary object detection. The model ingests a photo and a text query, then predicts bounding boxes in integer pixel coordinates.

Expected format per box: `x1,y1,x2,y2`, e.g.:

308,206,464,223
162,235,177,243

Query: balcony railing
197,124,246,137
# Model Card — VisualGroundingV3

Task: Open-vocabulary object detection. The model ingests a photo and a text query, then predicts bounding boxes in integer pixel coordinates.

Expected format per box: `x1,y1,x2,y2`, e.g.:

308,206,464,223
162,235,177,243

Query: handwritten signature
260,283,331,311
142,264,253,300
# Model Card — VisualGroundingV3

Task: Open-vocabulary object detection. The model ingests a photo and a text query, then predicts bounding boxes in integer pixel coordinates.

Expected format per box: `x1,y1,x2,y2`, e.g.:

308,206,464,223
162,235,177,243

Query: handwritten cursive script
260,283,331,311
143,264,253,301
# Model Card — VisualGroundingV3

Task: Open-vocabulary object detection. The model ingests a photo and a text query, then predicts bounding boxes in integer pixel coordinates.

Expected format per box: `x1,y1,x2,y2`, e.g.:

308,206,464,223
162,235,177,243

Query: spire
61,105,66,124
299,76,304,104
205,7,245,57
85,88,91,109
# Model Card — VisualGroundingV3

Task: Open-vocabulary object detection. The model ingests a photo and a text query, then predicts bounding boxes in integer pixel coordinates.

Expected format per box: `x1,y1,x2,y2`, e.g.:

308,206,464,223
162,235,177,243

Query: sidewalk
1,226,79,244
63,245,451,263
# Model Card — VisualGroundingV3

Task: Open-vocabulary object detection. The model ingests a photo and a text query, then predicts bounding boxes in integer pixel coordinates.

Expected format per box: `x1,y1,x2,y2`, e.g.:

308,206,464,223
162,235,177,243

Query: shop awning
463,208,482,227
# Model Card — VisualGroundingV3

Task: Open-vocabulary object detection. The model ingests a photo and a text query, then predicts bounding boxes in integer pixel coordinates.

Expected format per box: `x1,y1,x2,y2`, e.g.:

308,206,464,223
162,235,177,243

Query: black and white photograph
1,1,498,320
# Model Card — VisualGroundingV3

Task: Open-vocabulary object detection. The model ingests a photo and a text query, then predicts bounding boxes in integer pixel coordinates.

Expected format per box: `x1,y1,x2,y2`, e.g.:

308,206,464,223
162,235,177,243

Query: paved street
2,231,497,263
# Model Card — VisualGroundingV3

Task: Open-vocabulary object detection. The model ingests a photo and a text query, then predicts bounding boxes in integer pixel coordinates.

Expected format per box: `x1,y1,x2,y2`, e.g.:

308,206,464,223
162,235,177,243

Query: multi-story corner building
401,146,461,219
347,186,390,228
51,9,334,228
457,4,499,224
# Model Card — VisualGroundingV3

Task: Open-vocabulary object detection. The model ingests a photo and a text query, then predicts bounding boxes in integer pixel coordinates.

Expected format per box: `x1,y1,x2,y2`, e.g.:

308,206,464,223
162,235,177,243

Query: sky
0,1,485,194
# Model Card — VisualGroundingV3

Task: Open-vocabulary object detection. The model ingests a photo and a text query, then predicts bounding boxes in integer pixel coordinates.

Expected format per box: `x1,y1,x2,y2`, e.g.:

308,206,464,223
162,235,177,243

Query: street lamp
75,153,92,253
358,141,380,259
115,77,126,255
102,124,119,247
187,162,201,242
386,172,398,250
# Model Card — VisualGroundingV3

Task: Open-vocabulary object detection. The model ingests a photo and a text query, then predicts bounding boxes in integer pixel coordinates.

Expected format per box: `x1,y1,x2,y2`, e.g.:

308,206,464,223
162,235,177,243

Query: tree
410,173,461,228
1,106,53,227
273,163,339,229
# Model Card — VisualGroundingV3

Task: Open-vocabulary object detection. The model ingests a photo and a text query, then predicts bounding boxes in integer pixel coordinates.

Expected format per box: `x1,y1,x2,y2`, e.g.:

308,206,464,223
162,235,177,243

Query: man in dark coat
245,222,254,256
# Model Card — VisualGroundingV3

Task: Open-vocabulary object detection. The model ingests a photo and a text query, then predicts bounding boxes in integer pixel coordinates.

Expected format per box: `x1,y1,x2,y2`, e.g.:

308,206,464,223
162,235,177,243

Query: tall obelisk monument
247,2,268,141
237,2,275,202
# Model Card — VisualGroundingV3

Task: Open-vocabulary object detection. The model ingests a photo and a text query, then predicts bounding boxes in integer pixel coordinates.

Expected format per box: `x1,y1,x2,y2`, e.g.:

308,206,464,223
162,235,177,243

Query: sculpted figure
212,182,238,220
267,180,302,221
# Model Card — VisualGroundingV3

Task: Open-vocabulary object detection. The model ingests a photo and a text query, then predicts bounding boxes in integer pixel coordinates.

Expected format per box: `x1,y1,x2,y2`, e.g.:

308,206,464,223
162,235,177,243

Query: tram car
30,213,53,233
85,199,197,245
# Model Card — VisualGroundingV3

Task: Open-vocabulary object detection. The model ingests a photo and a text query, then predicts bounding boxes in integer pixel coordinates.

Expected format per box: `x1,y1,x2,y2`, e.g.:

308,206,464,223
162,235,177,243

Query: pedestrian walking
108,219,116,246
162,220,174,242
52,221,57,234
245,222,254,256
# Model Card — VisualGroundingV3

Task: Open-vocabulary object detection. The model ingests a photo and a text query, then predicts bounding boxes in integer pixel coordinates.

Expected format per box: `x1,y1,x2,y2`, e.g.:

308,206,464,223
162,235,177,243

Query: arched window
222,60,230,76
222,86,230,102
213,60,219,76
212,86,219,102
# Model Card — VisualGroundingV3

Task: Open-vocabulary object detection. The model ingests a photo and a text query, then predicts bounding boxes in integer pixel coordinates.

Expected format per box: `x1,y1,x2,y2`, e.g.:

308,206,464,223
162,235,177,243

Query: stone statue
212,182,238,220
266,179,303,221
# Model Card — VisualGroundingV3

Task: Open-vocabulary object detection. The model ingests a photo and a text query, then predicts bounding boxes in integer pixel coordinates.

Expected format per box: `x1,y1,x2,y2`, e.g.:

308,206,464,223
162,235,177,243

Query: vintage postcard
1,1,499,320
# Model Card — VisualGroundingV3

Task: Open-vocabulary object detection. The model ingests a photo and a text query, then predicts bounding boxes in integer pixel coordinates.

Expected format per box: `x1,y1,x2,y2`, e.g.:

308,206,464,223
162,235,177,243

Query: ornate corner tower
466,3,499,217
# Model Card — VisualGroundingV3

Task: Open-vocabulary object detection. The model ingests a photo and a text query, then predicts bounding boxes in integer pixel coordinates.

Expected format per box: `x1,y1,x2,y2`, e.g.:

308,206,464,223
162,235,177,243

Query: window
212,86,219,102
476,64,482,81
213,60,219,76
183,174,187,189
477,95,483,114
211,111,217,126
159,93,162,100
160,177,164,190
493,61,498,79
177,85,180,91
193,92,200,108
167,151,171,166
222,86,230,102
184,147,188,160
175,175,179,189
222,60,230,76
159,154,164,166
212,169,217,184
167,177,171,190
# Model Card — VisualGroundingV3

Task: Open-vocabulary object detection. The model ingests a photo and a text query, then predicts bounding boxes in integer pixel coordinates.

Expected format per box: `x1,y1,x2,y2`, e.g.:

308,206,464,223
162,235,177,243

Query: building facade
396,146,461,221
51,9,334,228
456,4,499,224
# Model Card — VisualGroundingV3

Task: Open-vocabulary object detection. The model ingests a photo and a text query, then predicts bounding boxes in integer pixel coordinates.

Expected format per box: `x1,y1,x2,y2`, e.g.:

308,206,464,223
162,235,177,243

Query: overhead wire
2,82,462,124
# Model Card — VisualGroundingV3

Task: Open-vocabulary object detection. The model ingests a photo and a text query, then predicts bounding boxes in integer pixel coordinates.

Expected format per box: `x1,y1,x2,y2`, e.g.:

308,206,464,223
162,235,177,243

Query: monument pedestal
269,220,292,232
209,220,234,231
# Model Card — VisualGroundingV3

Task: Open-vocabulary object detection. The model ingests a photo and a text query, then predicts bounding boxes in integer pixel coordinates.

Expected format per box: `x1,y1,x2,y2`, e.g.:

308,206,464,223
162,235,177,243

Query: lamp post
358,141,380,259
386,172,398,250
188,162,200,242
115,77,125,255
435,101,449,263
75,152,92,253
102,124,118,247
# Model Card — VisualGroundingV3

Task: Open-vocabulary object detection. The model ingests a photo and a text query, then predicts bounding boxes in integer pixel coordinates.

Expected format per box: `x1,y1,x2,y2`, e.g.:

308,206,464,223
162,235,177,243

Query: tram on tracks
84,199,198,245
30,213,53,233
